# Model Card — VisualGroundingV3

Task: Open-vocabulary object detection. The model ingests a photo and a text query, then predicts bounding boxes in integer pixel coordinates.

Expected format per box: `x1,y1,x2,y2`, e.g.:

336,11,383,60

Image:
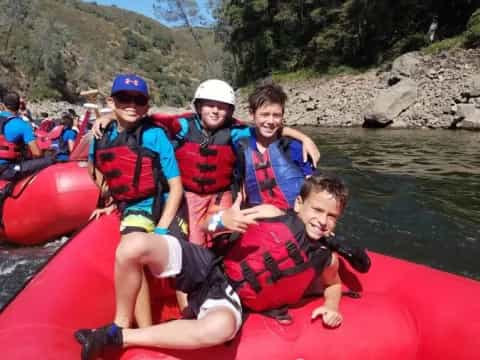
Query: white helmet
193,79,235,107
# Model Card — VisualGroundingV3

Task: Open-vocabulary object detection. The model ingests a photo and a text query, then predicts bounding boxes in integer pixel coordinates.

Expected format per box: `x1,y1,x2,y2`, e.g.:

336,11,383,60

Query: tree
153,0,218,76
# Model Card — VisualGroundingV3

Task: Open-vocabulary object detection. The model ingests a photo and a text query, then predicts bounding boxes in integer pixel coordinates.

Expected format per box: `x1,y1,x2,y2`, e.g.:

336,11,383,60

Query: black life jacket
223,212,332,312
174,116,238,194
93,120,168,214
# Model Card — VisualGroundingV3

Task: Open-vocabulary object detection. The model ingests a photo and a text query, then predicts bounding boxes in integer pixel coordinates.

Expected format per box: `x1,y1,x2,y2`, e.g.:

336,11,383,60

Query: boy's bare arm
156,176,183,231
311,254,343,328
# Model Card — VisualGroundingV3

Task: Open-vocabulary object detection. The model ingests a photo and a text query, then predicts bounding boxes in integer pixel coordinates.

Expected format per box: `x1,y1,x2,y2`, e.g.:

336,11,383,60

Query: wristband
207,211,224,232
154,227,169,235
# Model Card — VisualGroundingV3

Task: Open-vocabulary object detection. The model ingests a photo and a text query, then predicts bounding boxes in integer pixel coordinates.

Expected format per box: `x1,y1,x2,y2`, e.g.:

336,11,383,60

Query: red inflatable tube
0,161,99,245
0,216,479,359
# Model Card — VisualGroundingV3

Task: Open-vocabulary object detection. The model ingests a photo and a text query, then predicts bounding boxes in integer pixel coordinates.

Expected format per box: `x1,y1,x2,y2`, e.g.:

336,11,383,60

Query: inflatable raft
0,214,479,360
0,160,99,245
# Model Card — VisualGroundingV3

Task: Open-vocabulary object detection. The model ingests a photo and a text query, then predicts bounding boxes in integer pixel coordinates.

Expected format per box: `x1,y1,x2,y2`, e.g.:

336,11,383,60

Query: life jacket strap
254,160,270,170
200,146,218,156
263,252,282,283
240,261,261,293
193,177,216,186
197,163,217,172
104,169,121,179
259,178,277,191
99,152,115,162
286,241,305,266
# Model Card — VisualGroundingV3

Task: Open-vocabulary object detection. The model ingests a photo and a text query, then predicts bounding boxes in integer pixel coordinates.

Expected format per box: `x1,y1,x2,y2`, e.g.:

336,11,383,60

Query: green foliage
215,0,479,85
422,35,465,54
464,8,480,48
0,0,222,107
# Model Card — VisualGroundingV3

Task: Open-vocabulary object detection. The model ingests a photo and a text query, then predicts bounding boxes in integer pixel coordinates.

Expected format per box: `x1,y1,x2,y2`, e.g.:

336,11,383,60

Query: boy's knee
116,233,150,264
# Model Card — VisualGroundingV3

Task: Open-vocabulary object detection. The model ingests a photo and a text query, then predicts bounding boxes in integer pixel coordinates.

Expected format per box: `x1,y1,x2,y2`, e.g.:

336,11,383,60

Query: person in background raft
74,173,370,359
235,82,314,210
0,91,56,182
87,74,185,328
52,112,78,161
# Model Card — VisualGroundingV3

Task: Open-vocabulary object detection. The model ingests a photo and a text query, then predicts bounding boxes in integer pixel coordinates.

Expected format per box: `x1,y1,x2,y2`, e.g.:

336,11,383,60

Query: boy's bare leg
123,307,237,350
134,270,153,327
114,233,170,328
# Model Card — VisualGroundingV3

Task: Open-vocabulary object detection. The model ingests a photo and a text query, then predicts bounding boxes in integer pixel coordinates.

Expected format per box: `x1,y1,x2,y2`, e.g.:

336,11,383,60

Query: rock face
235,48,480,129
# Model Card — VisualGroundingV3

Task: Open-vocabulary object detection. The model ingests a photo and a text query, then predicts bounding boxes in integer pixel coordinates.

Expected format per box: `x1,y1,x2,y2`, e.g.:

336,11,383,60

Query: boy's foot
73,323,123,360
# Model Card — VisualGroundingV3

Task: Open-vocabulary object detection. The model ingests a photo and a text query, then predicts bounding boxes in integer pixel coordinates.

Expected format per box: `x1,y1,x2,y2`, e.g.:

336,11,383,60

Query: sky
83,0,157,20
82,0,214,27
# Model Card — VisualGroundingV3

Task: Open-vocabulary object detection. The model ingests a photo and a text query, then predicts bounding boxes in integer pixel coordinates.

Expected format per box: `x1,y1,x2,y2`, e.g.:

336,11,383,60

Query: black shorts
175,239,242,321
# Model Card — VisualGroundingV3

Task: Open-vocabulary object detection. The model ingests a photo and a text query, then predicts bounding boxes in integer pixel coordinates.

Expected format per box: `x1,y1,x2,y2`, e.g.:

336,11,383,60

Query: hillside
0,0,222,106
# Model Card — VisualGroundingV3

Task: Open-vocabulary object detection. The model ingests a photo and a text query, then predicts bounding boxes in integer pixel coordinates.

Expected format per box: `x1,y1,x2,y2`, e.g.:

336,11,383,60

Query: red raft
0,214,479,360
0,160,99,245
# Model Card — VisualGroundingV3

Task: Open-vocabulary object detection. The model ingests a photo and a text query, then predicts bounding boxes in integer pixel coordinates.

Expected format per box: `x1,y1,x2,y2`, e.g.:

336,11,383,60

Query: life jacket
237,137,305,209
36,125,72,154
93,120,167,208
223,213,331,312
174,116,237,194
0,116,23,161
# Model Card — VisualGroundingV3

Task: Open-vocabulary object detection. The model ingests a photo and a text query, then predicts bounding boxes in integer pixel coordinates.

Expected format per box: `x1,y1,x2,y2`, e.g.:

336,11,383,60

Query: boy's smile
251,102,284,142
198,100,232,130
109,91,149,128
294,190,341,240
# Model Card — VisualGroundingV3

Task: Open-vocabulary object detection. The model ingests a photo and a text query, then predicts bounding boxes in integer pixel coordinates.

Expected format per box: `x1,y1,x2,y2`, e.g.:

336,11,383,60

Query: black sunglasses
114,92,149,106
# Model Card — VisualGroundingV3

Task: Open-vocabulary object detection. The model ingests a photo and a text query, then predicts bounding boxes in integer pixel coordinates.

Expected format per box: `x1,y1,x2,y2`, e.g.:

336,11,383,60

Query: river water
0,128,479,311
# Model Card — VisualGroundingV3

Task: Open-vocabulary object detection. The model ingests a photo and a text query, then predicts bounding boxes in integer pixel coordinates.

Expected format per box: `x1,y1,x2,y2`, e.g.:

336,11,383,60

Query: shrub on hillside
464,9,480,48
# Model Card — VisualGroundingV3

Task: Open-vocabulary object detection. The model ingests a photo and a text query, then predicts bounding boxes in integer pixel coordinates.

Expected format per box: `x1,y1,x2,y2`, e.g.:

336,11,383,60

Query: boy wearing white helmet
162,79,319,248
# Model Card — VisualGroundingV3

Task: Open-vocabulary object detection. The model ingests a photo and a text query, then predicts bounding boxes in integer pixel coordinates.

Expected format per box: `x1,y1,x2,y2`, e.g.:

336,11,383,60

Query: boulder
388,52,421,85
363,79,418,128
456,103,480,129
461,74,480,99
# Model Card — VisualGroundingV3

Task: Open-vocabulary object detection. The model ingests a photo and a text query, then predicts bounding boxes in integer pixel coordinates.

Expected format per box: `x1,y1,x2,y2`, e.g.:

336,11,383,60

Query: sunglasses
113,92,149,106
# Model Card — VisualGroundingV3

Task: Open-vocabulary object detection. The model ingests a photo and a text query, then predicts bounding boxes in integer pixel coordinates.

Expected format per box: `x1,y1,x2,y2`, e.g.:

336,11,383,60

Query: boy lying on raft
75,173,370,359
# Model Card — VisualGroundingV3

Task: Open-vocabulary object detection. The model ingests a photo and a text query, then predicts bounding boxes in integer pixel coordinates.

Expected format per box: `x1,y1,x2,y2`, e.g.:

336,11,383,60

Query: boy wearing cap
88,74,184,328
0,91,55,182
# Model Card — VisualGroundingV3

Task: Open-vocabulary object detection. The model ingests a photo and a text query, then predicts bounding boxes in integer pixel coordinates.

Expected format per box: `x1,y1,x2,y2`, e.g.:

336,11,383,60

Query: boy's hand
311,305,342,328
302,137,320,167
221,196,257,233
89,204,117,220
91,116,113,139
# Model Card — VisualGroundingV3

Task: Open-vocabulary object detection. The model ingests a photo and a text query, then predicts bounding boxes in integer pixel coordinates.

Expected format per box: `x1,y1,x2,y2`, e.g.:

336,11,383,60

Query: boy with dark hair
0,91,55,181
87,74,185,328
75,172,370,359
235,82,314,210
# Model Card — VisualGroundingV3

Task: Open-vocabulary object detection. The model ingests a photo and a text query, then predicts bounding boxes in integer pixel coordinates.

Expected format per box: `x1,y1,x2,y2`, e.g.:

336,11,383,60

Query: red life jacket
35,125,66,151
223,213,331,312
0,116,23,161
174,116,237,194
93,120,167,204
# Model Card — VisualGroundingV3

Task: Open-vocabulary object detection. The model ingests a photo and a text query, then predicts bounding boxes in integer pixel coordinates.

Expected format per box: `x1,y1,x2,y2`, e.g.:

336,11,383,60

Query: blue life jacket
237,137,305,209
